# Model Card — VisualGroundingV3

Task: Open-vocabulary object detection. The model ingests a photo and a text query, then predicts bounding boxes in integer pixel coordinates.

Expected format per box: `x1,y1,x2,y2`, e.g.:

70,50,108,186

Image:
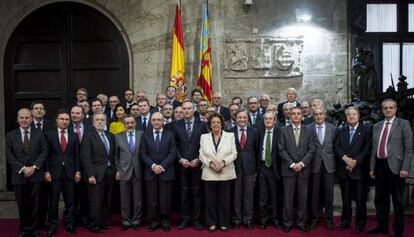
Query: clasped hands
209,161,225,173
179,158,200,168
342,155,357,172
22,166,35,177
290,163,304,173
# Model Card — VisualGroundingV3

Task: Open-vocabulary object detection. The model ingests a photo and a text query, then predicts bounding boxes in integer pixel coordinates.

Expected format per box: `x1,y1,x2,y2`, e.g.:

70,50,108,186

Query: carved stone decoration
224,37,304,79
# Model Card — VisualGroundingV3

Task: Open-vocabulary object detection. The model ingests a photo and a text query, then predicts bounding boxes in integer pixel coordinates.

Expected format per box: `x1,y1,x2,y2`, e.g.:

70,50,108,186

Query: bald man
6,108,48,237
212,92,230,120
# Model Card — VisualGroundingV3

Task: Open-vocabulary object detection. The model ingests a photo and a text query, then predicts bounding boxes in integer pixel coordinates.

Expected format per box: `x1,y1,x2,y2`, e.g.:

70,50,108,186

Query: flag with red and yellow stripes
170,4,186,102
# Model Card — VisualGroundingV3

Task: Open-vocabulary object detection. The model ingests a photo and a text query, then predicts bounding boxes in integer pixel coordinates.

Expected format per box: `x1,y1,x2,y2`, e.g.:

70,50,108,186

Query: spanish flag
170,5,186,102
197,1,213,103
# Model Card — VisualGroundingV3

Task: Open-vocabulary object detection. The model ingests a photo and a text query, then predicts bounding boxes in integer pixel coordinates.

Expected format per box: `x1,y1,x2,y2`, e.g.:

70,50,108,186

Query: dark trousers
119,173,142,226
48,170,75,228
88,167,114,228
204,181,231,227
310,165,334,223
74,181,89,226
38,182,50,228
258,162,280,224
146,178,173,226
283,175,309,228
233,174,256,224
179,167,202,222
14,181,42,236
374,159,405,236
339,177,367,227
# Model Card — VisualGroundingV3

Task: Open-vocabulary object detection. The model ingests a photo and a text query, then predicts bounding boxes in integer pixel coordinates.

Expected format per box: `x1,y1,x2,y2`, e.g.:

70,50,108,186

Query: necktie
23,130,30,153
36,122,42,130
100,133,110,155
142,117,147,131
240,128,246,150
128,132,135,152
265,131,272,167
251,113,256,125
378,122,390,158
317,126,324,144
294,127,300,147
60,129,67,152
155,131,160,151
216,107,220,114
75,125,82,142
349,127,355,144
186,121,192,138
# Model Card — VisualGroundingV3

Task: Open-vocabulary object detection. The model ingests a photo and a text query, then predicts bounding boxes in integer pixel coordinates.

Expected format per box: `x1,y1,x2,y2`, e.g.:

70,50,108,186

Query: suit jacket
6,128,48,185
115,130,143,181
80,129,116,183
136,115,153,132
370,118,413,175
335,123,371,180
259,127,281,180
278,124,315,178
104,107,116,123
199,131,238,181
174,119,209,162
216,106,230,121
224,119,236,132
31,119,54,133
45,129,80,180
231,126,260,176
308,122,336,174
167,99,181,109
277,100,300,120
248,111,263,127
140,129,176,181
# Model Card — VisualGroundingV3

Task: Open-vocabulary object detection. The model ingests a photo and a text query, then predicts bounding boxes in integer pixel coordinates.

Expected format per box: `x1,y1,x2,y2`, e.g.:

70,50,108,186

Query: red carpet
1,215,413,236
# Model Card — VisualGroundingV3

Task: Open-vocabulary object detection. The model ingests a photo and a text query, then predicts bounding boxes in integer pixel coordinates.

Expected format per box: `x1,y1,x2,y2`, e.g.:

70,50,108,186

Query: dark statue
351,47,378,102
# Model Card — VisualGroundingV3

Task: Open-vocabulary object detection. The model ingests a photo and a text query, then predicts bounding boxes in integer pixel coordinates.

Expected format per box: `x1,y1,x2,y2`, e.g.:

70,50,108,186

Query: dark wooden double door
4,2,129,131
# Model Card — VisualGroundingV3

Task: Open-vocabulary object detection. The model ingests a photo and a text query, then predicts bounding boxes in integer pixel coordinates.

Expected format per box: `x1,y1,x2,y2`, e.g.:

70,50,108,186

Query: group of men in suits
6,83,413,237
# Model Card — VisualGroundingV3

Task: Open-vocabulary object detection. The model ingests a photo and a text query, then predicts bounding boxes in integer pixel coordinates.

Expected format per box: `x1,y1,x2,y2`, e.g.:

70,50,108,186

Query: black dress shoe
47,226,57,237
283,226,292,233
177,221,189,230
148,223,159,232
90,226,103,233
272,220,283,229
193,221,203,231
325,221,334,231
120,224,129,231
338,223,350,230
355,223,365,233
297,225,310,232
233,222,240,229
368,226,388,234
65,226,76,234
309,221,319,230
259,222,267,229
162,225,170,232
132,224,141,230
245,221,254,230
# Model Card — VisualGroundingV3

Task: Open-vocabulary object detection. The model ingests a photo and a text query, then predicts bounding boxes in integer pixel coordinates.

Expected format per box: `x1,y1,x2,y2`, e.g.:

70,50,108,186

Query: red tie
378,122,390,159
60,129,67,152
240,128,246,150
75,125,81,142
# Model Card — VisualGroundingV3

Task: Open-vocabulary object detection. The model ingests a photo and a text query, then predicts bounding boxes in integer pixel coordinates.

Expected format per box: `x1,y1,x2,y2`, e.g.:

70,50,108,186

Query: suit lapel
350,124,362,147
233,128,241,148
322,124,330,147
93,130,108,154
387,118,398,140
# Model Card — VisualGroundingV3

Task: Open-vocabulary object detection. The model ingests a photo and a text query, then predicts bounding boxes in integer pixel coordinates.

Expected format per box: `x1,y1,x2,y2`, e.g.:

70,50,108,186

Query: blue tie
186,121,192,139
128,132,135,152
349,127,355,144
317,126,324,144
155,131,160,151
100,133,111,166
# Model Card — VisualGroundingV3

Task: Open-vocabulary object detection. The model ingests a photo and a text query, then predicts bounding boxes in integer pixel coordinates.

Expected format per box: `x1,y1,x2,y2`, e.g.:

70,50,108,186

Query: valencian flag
170,4,186,102
197,0,213,103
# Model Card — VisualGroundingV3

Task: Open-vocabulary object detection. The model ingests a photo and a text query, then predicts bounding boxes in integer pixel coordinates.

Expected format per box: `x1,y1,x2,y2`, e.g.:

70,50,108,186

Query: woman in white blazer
199,113,237,232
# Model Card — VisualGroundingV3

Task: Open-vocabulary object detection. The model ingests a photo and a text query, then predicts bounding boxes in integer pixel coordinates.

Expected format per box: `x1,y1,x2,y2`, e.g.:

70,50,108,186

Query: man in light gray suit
308,106,336,231
278,107,315,233
368,99,413,237
115,115,144,231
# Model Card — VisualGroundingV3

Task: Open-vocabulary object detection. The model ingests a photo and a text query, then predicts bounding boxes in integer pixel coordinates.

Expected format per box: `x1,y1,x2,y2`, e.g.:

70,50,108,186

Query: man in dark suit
368,99,413,237
212,92,230,121
140,112,176,232
277,87,300,120
69,105,92,227
165,86,182,109
335,106,371,233
308,106,336,231
231,110,260,230
175,101,209,230
278,107,315,233
6,108,48,237
136,98,153,132
115,115,144,231
81,113,116,233
224,103,239,131
123,89,135,114
247,96,263,127
258,94,270,115
150,93,167,114
303,99,335,125
30,100,54,132
258,111,283,229
278,102,294,127
105,95,120,123
45,109,81,236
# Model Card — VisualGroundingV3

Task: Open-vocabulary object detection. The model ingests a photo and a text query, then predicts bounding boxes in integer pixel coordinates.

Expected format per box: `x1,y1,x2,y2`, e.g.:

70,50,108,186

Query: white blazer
199,131,237,181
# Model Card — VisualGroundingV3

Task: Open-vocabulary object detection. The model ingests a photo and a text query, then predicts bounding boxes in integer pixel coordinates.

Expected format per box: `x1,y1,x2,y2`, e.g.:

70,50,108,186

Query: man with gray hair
277,87,300,120
212,92,230,120
259,94,271,115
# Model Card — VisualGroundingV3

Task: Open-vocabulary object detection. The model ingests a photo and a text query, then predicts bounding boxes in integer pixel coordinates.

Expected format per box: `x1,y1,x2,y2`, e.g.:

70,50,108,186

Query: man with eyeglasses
105,95,120,122
259,94,271,115
247,96,263,127
123,89,135,114
30,101,54,132
75,88,88,104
